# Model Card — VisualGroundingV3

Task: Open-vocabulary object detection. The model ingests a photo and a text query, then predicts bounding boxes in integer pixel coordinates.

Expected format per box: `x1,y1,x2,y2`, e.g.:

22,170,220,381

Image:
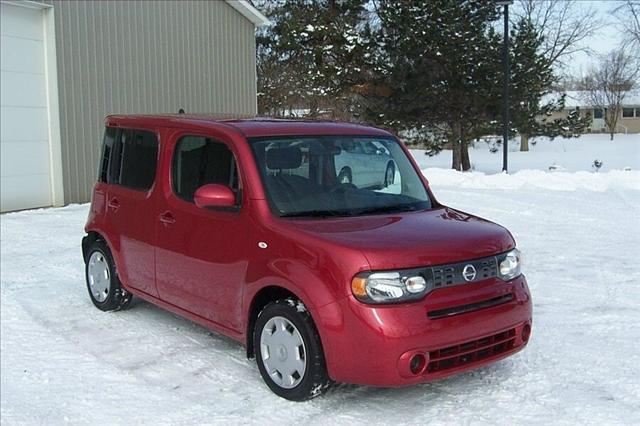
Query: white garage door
1,3,52,212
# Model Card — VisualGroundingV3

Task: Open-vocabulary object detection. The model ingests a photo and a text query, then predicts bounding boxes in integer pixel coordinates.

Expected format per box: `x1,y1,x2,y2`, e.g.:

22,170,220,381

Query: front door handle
107,198,120,211
159,212,176,225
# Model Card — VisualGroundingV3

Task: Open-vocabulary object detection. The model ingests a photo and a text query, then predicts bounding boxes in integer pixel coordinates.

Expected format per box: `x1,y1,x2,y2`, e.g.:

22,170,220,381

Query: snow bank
423,168,640,192
409,132,640,193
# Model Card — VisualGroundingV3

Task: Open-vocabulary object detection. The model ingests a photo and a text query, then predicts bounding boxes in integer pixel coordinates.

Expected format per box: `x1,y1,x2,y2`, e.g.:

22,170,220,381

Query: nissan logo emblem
462,264,477,282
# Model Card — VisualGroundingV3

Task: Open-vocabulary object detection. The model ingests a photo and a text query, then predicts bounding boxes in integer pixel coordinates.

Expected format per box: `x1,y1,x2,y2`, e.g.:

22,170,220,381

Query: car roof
105,114,394,138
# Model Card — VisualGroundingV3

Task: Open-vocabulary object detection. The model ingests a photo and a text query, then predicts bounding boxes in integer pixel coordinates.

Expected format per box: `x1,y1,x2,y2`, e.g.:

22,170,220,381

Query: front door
154,130,247,333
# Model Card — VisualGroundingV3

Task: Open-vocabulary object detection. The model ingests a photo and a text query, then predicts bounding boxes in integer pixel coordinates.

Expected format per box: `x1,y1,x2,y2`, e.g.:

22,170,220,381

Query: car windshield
248,136,432,218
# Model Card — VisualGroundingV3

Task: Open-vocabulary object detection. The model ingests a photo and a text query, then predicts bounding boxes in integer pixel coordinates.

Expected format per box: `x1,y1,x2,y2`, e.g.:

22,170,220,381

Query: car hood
286,207,515,270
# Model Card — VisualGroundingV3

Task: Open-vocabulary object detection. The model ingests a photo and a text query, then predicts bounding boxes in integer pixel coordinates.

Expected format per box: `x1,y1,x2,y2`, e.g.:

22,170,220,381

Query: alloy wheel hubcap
87,251,110,302
260,316,306,389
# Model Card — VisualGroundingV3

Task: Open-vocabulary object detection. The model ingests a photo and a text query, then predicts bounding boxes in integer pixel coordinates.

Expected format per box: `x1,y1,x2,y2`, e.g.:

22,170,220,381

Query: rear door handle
159,212,176,225
107,198,120,211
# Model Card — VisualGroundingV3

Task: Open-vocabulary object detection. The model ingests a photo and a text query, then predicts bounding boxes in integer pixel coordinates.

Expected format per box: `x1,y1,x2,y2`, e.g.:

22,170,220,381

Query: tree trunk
457,122,471,171
605,108,618,140
606,118,615,140
451,140,461,170
450,122,462,171
520,134,529,151
309,98,319,118
461,140,471,171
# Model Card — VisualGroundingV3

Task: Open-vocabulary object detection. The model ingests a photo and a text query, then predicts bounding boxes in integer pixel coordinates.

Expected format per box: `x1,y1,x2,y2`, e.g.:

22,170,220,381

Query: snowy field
1,134,640,425
411,133,640,173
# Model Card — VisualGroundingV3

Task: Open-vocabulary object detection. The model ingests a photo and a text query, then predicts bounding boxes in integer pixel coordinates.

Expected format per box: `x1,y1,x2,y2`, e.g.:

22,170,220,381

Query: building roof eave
225,0,270,27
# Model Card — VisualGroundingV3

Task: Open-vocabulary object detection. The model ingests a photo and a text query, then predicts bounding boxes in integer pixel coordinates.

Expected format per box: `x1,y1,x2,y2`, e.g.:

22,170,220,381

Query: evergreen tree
508,18,591,151
256,0,590,170
256,5,290,116
256,0,368,118
361,0,503,171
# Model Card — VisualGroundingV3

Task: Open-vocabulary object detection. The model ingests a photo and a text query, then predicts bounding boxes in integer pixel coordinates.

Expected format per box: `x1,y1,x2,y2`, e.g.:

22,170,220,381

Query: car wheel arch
82,231,125,285
245,285,321,360
82,231,107,262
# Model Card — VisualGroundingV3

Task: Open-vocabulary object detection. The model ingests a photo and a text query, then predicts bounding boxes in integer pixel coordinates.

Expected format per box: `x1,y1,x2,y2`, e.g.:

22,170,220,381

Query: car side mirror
375,149,384,155
194,184,236,209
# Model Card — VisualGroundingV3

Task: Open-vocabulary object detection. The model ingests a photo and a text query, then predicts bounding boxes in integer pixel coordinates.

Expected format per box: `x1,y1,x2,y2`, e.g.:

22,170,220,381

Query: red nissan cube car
82,115,532,401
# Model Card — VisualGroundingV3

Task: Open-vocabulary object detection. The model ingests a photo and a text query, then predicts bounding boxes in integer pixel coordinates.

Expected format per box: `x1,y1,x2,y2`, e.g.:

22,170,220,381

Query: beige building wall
43,0,259,203
620,110,640,133
543,107,640,134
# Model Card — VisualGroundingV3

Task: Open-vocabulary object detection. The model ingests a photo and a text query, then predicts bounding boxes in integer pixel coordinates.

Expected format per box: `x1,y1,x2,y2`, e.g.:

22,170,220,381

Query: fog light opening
409,354,426,375
522,324,531,342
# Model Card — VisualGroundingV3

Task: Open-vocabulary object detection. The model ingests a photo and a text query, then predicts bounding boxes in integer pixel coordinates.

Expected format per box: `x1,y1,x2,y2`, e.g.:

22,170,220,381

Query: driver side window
172,136,240,203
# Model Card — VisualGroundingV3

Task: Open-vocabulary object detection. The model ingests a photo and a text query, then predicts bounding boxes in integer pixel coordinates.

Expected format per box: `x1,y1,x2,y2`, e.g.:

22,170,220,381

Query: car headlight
497,248,522,281
351,271,428,304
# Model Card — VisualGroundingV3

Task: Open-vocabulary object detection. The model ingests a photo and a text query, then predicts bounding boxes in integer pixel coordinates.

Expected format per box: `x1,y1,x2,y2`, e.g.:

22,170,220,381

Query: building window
115,129,159,191
622,107,635,118
172,136,239,203
593,108,604,119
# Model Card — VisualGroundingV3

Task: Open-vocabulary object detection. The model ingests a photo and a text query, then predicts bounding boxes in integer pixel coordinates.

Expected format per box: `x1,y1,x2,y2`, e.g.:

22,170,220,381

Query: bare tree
515,0,603,69
612,0,640,71
612,1,640,50
583,50,639,140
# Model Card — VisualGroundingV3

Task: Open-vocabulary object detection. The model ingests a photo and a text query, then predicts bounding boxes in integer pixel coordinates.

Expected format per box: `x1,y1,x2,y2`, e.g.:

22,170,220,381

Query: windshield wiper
279,210,349,218
280,205,420,218
354,204,419,216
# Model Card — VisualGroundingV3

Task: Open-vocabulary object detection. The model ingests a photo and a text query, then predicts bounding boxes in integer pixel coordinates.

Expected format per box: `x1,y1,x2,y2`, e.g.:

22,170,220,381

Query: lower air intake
427,328,516,373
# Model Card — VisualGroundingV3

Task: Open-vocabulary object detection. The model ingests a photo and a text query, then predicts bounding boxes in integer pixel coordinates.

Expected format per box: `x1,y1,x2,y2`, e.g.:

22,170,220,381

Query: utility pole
496,1,513,172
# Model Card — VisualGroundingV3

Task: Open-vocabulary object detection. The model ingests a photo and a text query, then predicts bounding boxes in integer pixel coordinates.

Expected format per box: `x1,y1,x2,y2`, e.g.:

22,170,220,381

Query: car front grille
427,328,517,373
392,254,502,297
431,256,499,288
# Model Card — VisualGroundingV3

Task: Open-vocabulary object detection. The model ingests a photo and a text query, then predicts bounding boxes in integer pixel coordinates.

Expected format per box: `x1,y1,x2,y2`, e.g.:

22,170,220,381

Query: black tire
337,167,352,184
384,162,395,187
84,239,132,311
254,299,332,401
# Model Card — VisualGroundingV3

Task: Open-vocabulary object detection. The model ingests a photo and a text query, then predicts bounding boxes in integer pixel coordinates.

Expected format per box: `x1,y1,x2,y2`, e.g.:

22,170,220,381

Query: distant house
545,91,640,134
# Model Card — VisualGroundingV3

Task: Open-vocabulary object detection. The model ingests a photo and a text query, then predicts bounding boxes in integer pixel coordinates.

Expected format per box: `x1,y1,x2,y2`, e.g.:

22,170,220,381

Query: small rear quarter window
99,127,116,183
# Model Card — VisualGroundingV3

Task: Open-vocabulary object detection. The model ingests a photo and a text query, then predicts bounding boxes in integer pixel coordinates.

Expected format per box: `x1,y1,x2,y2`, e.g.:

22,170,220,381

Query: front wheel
254,299,332,401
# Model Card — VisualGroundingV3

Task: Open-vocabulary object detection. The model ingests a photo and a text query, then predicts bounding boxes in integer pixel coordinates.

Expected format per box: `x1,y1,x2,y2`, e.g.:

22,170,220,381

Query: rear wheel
254,299,331,401
384,162,395,187
85,240,132,311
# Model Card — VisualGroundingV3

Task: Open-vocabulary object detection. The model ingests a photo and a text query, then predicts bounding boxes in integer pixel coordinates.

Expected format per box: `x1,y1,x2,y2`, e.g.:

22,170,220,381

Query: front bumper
314,275,532,386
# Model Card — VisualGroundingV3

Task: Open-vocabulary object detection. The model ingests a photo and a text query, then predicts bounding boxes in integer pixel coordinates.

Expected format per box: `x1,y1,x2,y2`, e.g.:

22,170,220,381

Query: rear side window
116,129,159,191
172,136,239,203
98,127,116,182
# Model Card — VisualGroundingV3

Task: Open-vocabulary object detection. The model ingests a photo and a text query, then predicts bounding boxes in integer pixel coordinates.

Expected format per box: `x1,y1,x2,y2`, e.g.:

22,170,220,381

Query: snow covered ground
411,133,640,173
1,134,640,425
